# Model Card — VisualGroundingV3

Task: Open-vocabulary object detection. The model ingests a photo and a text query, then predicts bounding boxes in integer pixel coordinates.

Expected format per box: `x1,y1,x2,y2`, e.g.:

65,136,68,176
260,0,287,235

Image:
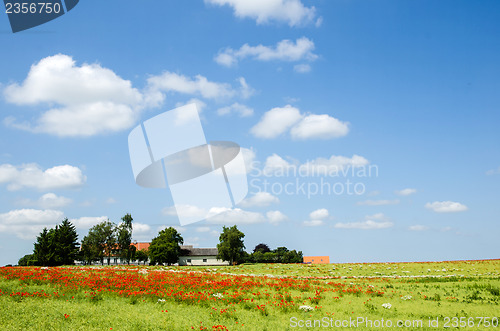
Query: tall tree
149,227,183,265
33,227,55,266
53,219,80,265
217,225,245,265
83,220,116,265
117,213,134,264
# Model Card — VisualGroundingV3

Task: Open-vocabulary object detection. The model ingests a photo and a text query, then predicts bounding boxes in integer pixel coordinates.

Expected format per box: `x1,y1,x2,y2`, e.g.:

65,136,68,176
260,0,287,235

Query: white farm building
178,245,229,266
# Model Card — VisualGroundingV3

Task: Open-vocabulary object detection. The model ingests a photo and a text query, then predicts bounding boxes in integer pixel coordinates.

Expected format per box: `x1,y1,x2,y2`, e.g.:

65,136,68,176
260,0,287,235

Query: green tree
18,254,35,266
273,246,289,263
135,249,149,265
253,243,271,254
82,220,116,265
117,214,134,264
33,227,55,266
217,225,245,265
149,227,183,265
52,219,79,265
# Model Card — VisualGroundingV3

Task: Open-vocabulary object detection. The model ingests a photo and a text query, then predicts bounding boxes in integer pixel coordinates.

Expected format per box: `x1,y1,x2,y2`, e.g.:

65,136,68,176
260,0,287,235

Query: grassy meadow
0,260,498,330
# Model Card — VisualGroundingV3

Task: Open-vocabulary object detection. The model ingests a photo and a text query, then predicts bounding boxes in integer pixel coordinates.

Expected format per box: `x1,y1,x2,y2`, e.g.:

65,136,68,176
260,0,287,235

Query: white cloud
266,210,287,225
303,220,324,227
409,225,428,231
3,54,144,137
208,207,266,225
146,71,252,100
131,222,153,241
35,193,72,208
251,105,302,138
425,201,468,213
0,209,64,239
217,103,254,117
334,213,393,230
215,37,317,67
309,208,329,220
263,154,294,175
251,105,349,140
238,77,255,99
0,163,86,191
357,199,400,206
290,114,349,140
293,63,311,73
486,167,500,175
239,191,279,208
334,220,393,230
70,216,108,229
205,0,317,26
395,188,417,196
302,208,329,227
299,155,369,176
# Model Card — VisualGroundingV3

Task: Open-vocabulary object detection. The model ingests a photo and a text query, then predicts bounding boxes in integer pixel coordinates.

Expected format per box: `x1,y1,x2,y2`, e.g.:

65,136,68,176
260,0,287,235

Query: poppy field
0,260,498,330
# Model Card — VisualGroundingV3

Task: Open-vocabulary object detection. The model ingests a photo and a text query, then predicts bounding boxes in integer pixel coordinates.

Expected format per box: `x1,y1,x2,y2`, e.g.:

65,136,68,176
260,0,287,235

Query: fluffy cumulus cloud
239,191,279,208
19,193,72,209
303,208,329,226
70,216,108,229
395,188,417,196
299,155,369,176
164,204,283,226
0,209,64,239
262,153,369,177
207,207,266,225
251,105,302,138
250,105,349,140
0,163,86,191
214,37,317,67
205,0,318,27
425,201,468,213
266,210,287,225
217,103,254,117
357,199,400,206
146,72,253,100
334,213,393,230
3,54,145,137
291,114,349,140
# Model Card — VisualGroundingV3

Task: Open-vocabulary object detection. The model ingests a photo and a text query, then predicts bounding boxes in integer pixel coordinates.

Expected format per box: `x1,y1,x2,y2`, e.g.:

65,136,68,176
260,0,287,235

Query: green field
0,260,498,330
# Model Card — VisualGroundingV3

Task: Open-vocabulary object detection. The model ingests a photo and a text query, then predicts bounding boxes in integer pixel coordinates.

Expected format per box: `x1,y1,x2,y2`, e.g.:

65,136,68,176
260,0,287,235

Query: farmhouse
178,245,229,266
303,256,330,264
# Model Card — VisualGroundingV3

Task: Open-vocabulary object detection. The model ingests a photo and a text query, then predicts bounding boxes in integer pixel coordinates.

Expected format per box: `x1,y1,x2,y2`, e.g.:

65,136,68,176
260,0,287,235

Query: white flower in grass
401,295,412,300
212,293,223,299
382,303,392,309
157,299,166,303
299,305,315,312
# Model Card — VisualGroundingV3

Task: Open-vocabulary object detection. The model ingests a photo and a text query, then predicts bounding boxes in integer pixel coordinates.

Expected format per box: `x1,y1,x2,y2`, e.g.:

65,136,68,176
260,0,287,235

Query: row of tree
18,219,79,266
19,219,302,266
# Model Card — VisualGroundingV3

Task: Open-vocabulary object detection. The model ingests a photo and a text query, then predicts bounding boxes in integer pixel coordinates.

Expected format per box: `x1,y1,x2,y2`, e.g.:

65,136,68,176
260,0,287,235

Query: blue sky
0,0,499,266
